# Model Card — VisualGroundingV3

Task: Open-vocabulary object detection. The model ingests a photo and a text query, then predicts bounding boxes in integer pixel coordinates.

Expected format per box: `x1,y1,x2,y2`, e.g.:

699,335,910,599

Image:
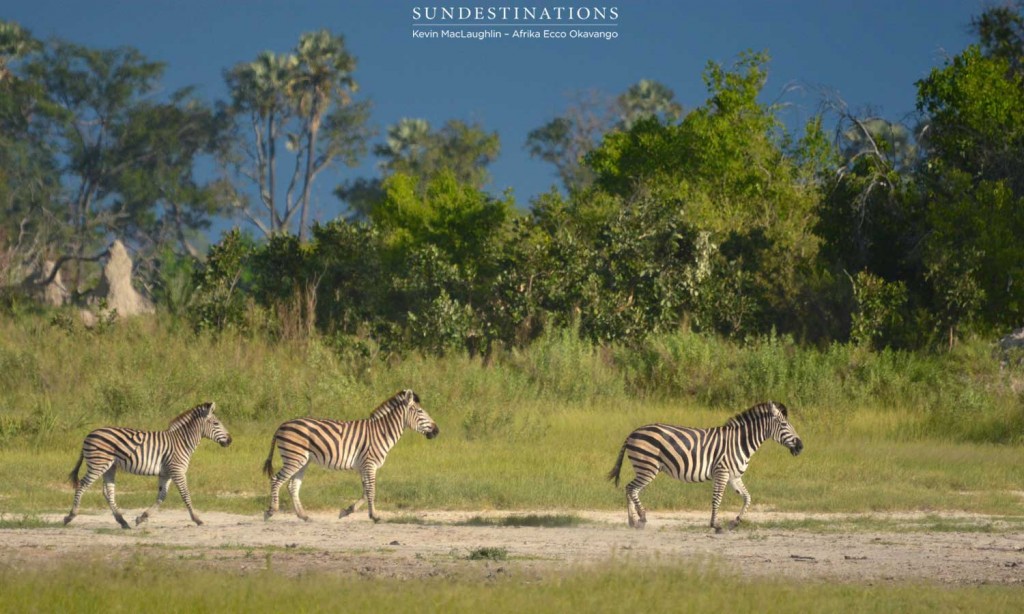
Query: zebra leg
265,460,306,521
361,465,381,523
136,474,171,526
171,472,203,526
710,467,730,533
286,465,311,522
265,473,283,521
727,476,752,530
64,462,107,525
102,467,131,529
338,493,365,518
625,471,657,530
625,492,637,529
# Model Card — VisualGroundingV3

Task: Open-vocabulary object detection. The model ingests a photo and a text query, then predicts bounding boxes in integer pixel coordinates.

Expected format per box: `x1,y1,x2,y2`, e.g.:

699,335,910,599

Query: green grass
458,514,585,527
466,546,509,560
383,514,428,525
2,404,1022,518
0,558,1019,613
0,513,59,529
0,314,1023,519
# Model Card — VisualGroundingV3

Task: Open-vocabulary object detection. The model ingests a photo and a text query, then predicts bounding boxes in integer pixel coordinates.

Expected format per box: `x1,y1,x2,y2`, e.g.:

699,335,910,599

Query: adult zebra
63,402,232,529
607,401,803,533
263,389,439,523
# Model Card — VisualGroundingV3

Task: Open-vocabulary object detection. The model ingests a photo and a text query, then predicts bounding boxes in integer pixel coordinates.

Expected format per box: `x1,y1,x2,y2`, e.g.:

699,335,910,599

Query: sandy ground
2,509,1023,586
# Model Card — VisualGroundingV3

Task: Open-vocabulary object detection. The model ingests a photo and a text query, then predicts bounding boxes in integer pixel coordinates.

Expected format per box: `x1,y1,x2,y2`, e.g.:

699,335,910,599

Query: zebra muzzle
790,439,804,456
220,436,233,447
425,425,440,439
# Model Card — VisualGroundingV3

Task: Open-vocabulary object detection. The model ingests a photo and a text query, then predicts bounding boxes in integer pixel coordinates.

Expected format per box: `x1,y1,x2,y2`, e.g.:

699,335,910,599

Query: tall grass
618,330,1024,443
0,313,1022,517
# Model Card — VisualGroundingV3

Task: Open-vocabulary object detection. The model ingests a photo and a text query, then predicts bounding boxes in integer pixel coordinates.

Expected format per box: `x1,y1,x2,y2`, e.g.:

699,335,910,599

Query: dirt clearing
2,510,1023,586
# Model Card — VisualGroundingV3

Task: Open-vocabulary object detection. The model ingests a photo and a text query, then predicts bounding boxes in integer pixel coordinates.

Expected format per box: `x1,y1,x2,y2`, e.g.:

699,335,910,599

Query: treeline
2,6,1024,356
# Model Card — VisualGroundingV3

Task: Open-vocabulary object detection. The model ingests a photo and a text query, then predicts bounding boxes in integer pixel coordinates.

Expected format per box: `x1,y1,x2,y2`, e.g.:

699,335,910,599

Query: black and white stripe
263,389,439,522
607,401,803,532
63,402,232,529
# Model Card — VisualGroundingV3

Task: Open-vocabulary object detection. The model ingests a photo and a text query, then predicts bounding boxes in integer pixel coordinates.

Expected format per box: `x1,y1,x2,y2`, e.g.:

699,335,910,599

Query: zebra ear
402,389,419,404
773,402,788,419
199,402,215,417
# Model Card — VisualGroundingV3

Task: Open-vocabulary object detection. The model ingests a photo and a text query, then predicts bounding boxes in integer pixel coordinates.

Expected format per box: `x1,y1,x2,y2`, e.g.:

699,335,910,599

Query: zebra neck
369,408,407,450
731,420,771,461
172,423,203,452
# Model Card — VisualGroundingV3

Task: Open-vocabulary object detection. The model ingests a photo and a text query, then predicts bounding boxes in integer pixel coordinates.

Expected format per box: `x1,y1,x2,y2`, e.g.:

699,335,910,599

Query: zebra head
402,390,439,439
768,402,803,456
198,402,233,447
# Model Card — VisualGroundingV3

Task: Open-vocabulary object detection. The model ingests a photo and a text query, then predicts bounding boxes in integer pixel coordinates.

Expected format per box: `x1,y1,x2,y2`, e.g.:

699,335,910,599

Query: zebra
262,389,439,523
63,402,232,529
607,401,803,533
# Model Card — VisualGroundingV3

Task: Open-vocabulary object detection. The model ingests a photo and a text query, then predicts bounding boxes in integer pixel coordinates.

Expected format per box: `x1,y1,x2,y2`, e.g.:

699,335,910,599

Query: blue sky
5,0,981,226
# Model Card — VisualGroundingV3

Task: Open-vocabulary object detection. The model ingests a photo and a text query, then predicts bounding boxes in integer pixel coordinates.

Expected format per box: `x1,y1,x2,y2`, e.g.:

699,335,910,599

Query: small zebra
263,389,439,523
607,401,803,532
63,402,232,529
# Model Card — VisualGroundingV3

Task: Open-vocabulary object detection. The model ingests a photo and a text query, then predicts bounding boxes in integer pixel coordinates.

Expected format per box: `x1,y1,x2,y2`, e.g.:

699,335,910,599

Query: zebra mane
368,390,416,421
724,401,785,427
168,402,214,431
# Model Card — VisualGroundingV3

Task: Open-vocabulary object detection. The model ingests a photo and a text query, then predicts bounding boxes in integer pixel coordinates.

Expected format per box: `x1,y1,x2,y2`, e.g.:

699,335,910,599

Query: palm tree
615,79,683,129
0,20,40,82
227,50,298,236
291,30,357,241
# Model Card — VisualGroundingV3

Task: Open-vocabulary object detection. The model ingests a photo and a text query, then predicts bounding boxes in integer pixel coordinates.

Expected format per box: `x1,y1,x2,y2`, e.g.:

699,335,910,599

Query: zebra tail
68,451,84,490
607,443,626,487
262,438,277,479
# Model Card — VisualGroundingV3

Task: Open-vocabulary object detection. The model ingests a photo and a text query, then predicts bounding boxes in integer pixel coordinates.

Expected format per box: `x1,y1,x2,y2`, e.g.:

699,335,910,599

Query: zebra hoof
339,508,352,519
135,513,148,526
63,515,74,526
116,518,131,530
714,526,724,534
193,519,204,527
263,511,273,521
371,516,381,524
728,519,741,530
635,520,646,530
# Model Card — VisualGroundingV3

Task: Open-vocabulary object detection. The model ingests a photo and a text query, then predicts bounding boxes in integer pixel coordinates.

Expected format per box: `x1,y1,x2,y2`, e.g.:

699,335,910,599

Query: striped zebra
607,401,803,532
262,389,439,523
63,402,232,529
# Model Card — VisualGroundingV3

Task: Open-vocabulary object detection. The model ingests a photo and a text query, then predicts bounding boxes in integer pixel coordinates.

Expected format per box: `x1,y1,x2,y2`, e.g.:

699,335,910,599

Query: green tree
918,45,1024,195
371,170,512,270
378,118,499,189
0,20,55,284
526,90,612,193
24,41,165,294
338,118,500,219
0,20,39,83
815,110,926,285
188,228,256,333
114,92,232,261
585,52,823,337
971,1,1024,76
369,170,514,354
526,80,682,192
915,42,1024,338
